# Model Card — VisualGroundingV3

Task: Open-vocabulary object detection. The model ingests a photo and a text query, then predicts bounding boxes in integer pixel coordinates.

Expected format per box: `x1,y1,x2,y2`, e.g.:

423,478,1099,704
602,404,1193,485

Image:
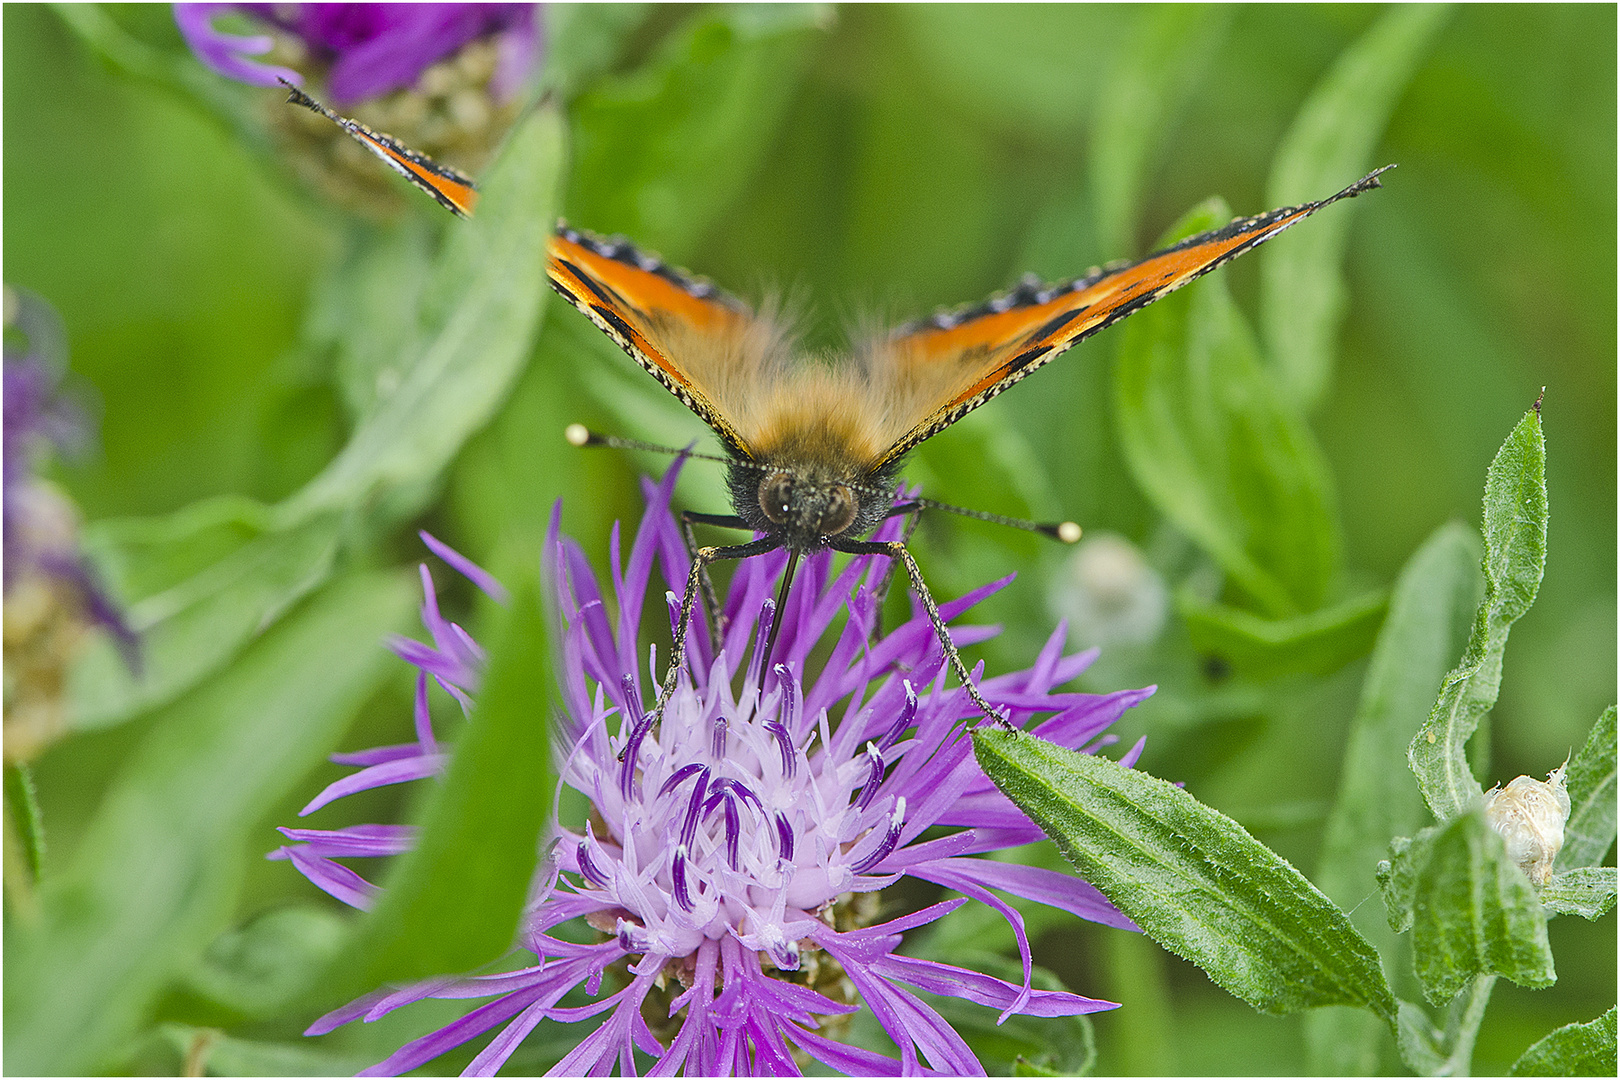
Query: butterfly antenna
880,490,1081,544
565,424,738,468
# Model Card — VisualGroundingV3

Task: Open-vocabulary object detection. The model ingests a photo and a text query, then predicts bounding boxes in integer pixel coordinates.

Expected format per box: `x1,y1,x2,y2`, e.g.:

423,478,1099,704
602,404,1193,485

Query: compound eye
822,484,858,537
759,473,794,524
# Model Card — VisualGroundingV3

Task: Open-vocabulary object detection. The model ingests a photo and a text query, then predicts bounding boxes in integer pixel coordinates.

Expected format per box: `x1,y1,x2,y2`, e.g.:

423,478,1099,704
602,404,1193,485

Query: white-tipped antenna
903,495,1082,545
566,423,1082,544
563,424,738,468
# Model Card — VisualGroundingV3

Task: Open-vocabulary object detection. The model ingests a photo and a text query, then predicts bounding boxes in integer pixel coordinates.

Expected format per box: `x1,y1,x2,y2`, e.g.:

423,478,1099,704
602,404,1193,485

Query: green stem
1102,930,1174,1075
1439,974,1497,1077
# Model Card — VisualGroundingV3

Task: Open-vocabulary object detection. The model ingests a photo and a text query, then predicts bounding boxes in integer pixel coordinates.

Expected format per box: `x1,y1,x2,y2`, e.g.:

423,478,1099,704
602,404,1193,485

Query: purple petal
282,848,379,910
784,1023,908,1076
874,953,1118,1017
329,741,424,767
274,824,417,858
299,752,445,815
174,4,304,87
420,530,509,604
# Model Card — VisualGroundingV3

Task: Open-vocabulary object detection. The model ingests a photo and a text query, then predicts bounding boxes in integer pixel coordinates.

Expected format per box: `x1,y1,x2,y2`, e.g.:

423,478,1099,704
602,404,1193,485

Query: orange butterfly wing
869,166,1393,469
282,81,479,217
546,226,757,459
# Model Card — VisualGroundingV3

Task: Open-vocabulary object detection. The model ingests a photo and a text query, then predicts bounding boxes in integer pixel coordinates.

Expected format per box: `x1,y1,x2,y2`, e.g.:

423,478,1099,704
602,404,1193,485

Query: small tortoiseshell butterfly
287,84,1390,727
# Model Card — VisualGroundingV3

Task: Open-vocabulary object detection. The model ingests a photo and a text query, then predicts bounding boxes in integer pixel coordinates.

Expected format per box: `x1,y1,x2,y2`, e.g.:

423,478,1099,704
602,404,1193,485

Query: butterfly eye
759,473,796,524
822,485,857,537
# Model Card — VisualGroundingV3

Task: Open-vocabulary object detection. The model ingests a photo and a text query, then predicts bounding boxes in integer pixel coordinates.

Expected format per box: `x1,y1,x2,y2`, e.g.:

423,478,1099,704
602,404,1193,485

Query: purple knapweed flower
4,287,137,762
175,3,541,105
274,463,1153,1075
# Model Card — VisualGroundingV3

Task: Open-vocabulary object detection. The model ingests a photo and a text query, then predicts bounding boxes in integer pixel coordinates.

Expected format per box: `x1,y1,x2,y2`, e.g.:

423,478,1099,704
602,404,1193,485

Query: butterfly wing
867,166,1393,470
281,81,479,217
547,226,757,459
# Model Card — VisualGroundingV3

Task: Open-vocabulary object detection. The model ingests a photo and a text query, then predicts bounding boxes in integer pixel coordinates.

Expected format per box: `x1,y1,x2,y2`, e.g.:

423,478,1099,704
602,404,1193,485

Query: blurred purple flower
3,288,136,654
4,288,138,762
274,464,1152,1075
174,3,542,104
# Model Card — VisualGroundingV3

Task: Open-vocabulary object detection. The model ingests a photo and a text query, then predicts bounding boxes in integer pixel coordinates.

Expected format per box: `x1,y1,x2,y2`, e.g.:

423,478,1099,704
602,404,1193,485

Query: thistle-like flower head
276,464,1153,1075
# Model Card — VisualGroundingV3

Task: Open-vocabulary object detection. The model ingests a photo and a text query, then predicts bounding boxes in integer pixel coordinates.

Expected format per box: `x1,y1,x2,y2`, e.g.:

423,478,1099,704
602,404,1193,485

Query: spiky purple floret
174,3,542,104
275,461,1154,1075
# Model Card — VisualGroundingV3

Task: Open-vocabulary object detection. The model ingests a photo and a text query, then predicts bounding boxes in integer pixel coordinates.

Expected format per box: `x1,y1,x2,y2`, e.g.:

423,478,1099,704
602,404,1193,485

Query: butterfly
285,84,1390,726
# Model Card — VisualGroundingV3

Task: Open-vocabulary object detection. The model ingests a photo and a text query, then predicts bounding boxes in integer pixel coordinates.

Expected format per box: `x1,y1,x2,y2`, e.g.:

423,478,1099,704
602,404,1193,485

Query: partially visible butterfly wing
869,166,1394,470
547,226,756,459
282,81,479,217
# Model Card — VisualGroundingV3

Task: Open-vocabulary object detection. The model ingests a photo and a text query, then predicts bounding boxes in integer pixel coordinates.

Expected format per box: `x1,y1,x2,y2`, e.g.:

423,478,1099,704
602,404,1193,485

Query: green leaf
1510,1007,1618,1077
566,4,829,255
972,729,1395,1019
1539,867,1617,921
1394,976,1496,1078
70,508,343,730
4,763,45,883
1556,705,1616,871
1307,522,1482,1074
181,906,349,1018
1088,6,1232,255
1379,808,1555,1005
281,101,564,522
1179,587,1387,680
1114,200,1341,618
1260,4,1450,411
3,570,416,1076
337,566,552,994
157,1024,376,1078
1409,404,1548,822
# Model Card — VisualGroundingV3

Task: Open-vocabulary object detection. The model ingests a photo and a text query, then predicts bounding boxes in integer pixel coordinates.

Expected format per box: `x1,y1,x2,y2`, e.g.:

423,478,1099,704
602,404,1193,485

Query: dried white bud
1050,533,1168,647
1483,765,1571,887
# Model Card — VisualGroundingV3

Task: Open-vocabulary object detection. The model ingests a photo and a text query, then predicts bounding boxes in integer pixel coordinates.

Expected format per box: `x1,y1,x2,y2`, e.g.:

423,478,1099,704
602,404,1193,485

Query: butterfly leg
868,502,924,635
656,535,781,726
834,538,1014,730
680,510,749,653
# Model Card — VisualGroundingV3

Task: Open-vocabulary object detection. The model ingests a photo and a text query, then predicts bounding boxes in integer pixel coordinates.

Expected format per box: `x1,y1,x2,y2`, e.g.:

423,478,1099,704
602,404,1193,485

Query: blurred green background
5,3,1613,1075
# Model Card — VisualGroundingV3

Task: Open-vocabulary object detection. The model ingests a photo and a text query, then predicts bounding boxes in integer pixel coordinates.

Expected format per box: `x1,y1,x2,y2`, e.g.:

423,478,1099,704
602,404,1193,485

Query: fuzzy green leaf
1556,705,1616,871
1261,4,1450,410
1410,404,1547,822
1539,867,1617,921
3,571,416,1075
973,729,1394,1018
1114,200,1341,617
1510,1007,1618,1077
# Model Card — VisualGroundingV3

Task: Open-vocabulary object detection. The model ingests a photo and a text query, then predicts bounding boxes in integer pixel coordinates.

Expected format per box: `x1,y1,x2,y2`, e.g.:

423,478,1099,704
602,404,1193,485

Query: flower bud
1483,765,1570,886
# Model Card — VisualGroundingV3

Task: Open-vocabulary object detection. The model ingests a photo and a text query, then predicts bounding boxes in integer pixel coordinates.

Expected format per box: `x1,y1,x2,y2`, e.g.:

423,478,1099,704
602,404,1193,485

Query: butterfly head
728,459,898,552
